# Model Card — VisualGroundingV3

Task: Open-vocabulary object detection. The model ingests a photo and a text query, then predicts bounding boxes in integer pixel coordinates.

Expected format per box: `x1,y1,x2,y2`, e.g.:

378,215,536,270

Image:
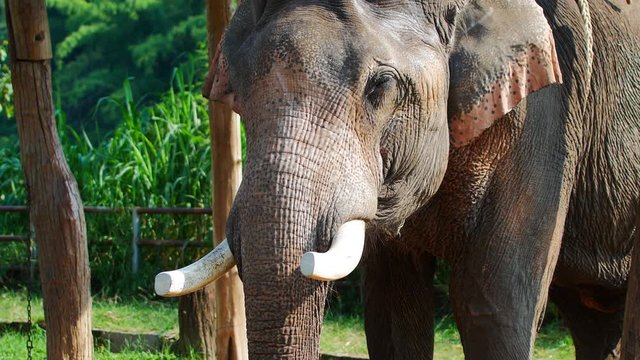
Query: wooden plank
137,239,207,247
135,207,212,215
6,0,52,60
0,235,28,242
0,205,28,212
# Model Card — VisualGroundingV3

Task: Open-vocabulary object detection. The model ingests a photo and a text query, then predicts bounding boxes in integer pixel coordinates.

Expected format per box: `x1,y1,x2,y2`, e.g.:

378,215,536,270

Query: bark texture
177,289,217,358
208,0,249,358
7,1,93,358
176,1,247,358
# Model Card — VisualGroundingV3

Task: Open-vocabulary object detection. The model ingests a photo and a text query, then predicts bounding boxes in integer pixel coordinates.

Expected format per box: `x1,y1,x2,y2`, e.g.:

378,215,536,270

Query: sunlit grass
320,313,575,359
321,314,368,356
1,288,574,359
0,288,44,323
92,297,177,335
0,288,177,334
0,328,199,360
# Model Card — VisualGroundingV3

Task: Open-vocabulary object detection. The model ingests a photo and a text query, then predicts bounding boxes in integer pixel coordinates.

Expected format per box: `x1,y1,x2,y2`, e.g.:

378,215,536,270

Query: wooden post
208,0,249,358
622,210,640,359
176,1,248,358
5,0,94,359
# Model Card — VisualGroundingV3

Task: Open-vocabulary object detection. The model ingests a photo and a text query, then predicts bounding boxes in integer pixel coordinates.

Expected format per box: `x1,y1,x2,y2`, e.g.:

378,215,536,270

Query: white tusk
300,220,366,281
155,239,235,297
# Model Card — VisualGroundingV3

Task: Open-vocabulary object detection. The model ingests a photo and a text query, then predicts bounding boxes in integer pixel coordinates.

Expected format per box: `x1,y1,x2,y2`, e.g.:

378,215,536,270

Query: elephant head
157,0,561,357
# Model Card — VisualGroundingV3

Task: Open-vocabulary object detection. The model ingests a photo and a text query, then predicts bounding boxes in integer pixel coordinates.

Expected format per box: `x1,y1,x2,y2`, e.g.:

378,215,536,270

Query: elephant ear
448,0,562,148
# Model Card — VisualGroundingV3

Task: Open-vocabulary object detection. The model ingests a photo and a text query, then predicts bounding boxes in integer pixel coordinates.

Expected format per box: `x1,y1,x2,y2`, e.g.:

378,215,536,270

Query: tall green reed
1,66,215,296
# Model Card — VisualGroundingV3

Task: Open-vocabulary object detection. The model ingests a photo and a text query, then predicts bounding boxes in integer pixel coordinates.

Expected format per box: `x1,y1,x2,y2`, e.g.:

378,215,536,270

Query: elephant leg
550,285,624,360
450,237,563,360
621,212,640,359
449,90,574,359
364,246,435,360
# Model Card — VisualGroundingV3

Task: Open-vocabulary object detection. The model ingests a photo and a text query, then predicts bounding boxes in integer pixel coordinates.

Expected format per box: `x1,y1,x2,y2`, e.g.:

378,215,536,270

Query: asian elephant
156,0,640,358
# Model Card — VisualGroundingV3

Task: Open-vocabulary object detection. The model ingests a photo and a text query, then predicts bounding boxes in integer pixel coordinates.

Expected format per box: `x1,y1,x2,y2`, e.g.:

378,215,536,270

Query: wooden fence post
208,0,249,358
176,1,248,358
5,0,93,358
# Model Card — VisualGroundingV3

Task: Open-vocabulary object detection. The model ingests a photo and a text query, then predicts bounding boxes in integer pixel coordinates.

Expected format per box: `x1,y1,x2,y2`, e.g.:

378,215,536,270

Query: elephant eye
365,73,397,109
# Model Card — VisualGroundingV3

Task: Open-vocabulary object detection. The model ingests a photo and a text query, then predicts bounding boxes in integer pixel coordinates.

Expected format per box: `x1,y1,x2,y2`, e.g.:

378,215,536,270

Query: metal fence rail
0,205,213,273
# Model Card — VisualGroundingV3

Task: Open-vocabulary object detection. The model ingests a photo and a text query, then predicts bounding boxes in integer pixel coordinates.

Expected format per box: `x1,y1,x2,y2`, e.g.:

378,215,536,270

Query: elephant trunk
241,231,329,358
231,182,330,358
226,117,378,356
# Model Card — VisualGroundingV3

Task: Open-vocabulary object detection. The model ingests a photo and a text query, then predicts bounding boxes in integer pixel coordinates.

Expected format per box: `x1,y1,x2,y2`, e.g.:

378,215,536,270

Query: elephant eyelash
365,73,410,116
366,76,394,105
365,71,401,109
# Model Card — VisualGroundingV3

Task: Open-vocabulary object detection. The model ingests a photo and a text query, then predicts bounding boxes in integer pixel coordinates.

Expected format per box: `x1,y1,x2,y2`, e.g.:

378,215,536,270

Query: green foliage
73,68,212,295
0,66,213,296
0,140,23,205
47,0,208,132
65,69,211,209
0,40,12,119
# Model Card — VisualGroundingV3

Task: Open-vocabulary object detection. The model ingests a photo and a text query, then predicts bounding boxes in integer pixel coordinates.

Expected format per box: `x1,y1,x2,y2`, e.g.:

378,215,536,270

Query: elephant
156,0,640,358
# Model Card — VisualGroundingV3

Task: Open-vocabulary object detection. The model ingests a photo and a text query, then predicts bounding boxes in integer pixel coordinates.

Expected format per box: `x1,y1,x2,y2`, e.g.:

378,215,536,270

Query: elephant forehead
228,14,361,93
225,1,431,98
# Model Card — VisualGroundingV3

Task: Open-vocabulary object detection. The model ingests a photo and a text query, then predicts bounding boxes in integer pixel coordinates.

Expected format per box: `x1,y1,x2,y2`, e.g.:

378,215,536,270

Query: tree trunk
6,1,93,359
177,288,217,357
176,1,248,358
621,211,640,359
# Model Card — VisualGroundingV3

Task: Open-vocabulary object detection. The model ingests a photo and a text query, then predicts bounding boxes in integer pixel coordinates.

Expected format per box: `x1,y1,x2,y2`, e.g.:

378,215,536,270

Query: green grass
0,328,197,360
0,289,178,335
0,288,574,359
321,315,368,355
320,313,575,359
0,288,187,359
92,297,177,334
534,321,576,359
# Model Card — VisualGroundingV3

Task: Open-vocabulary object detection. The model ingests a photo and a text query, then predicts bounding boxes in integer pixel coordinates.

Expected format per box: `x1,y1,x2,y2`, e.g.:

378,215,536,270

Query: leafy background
0,0,208,138
0,0,216,297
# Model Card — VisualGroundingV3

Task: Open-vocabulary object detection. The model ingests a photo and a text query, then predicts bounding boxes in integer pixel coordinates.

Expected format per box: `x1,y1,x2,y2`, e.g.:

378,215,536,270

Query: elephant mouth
154,219,367,297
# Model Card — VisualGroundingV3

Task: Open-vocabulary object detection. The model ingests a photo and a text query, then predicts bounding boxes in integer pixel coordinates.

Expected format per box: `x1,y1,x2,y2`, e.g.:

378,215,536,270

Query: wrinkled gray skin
206,0,640,358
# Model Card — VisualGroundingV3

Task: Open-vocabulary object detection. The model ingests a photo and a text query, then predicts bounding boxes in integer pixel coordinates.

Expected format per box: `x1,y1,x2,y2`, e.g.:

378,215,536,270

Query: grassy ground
0,289,178,334
0,288,574,359
320,313,575,359
0,327,197,360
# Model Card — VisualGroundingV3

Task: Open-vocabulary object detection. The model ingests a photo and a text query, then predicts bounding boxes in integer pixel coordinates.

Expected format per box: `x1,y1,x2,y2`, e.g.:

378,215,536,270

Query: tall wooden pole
176,1,248,358
6,0,93,358
207,1,249,358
